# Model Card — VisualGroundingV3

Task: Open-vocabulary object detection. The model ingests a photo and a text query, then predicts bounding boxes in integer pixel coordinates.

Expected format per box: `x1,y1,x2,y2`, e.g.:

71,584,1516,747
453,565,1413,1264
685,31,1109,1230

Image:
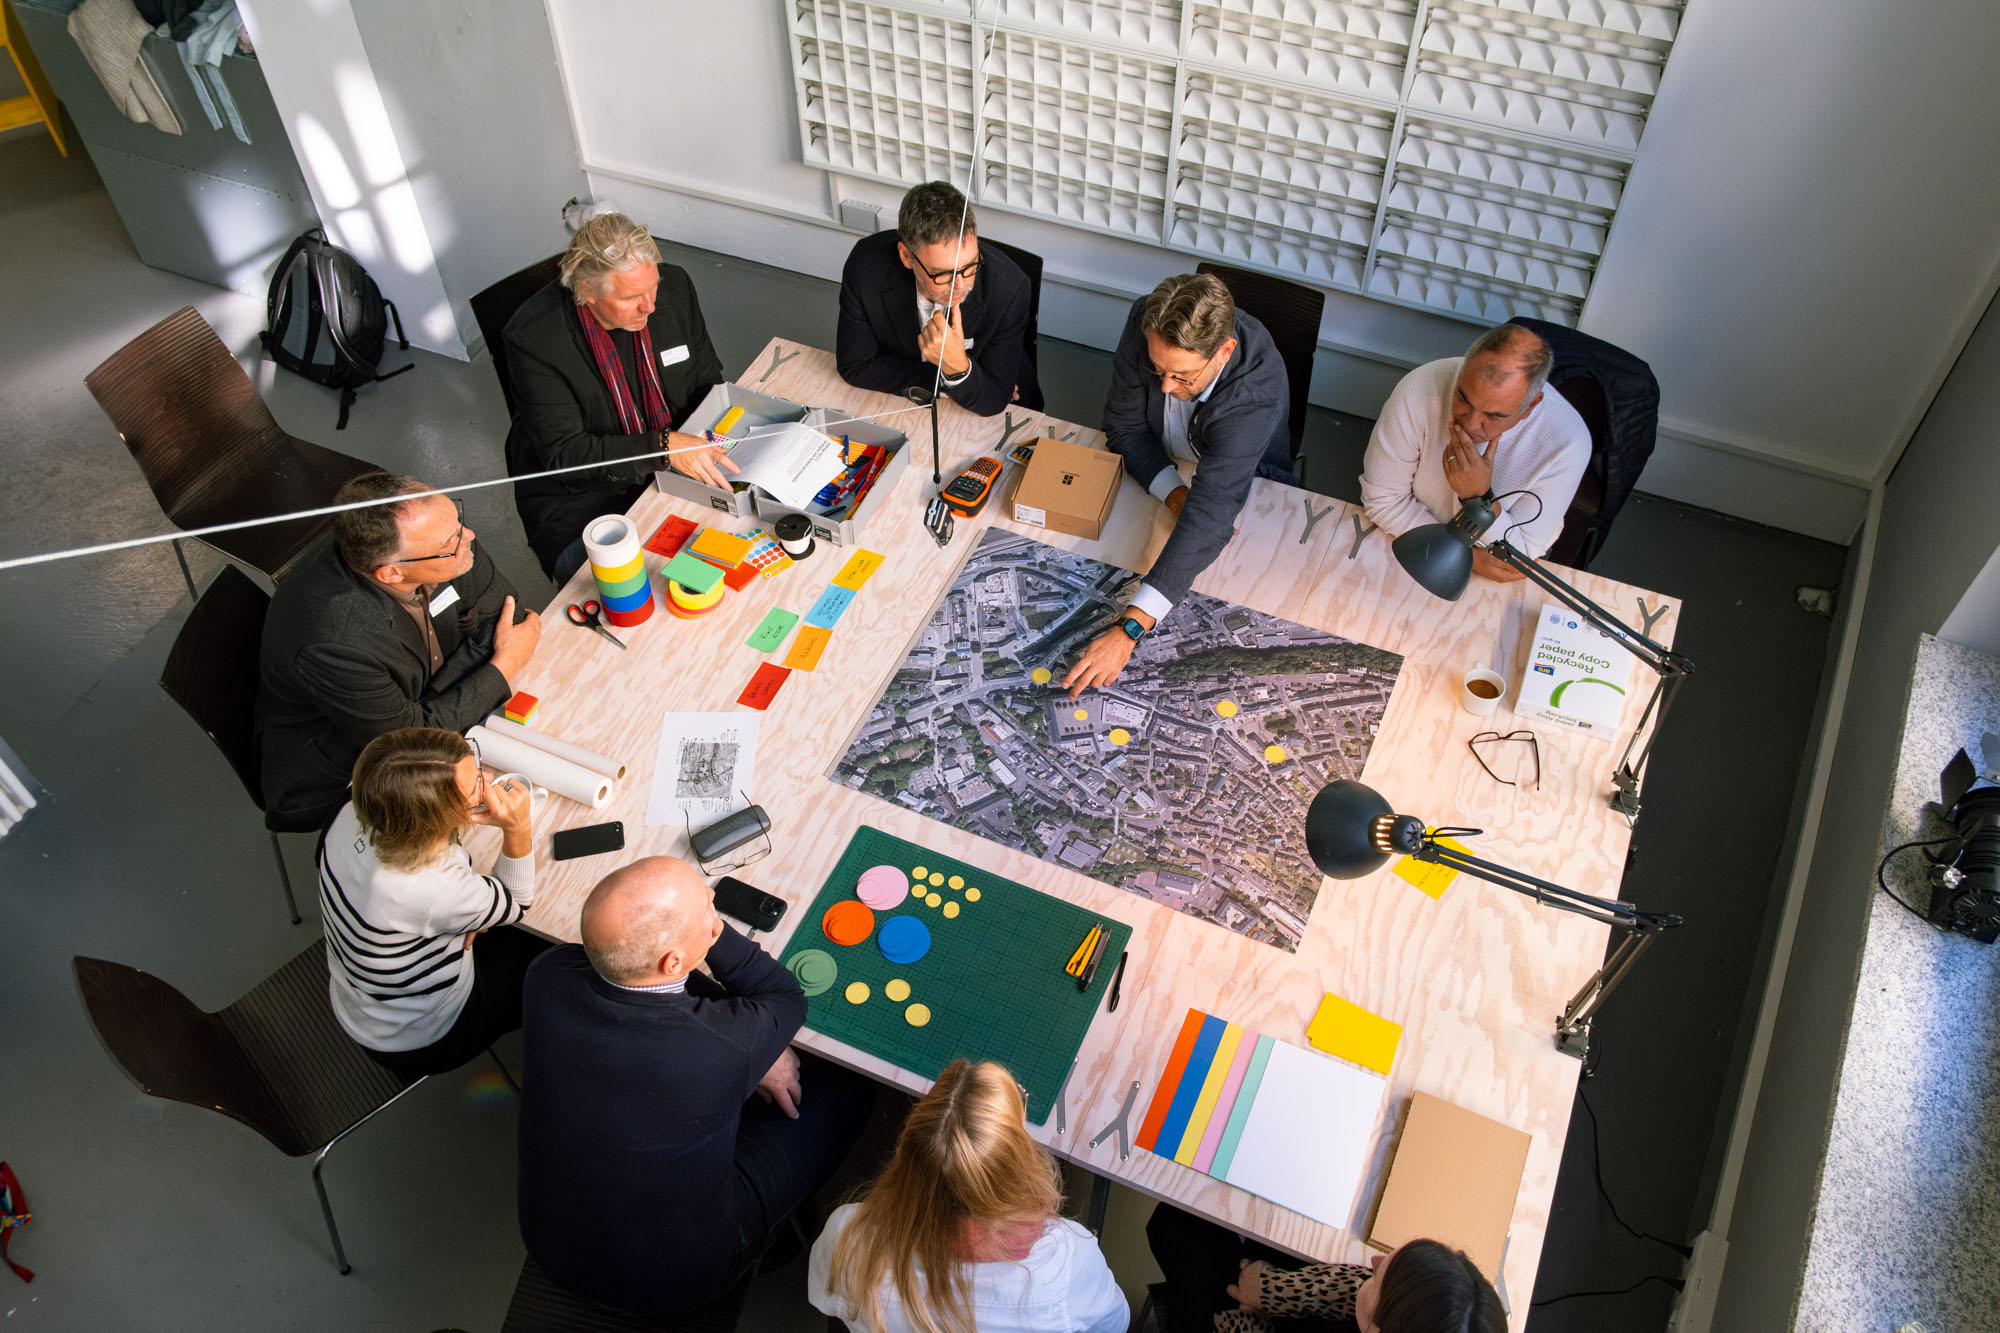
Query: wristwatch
1118,616,1147,642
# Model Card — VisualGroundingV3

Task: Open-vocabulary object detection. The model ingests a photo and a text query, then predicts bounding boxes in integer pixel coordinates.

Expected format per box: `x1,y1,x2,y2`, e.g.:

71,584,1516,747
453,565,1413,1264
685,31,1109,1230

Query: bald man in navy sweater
518,857,874,1317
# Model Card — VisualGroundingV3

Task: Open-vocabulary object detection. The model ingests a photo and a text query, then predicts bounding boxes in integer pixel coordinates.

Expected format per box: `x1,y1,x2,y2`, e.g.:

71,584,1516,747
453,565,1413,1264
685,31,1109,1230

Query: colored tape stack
582,516,655,628
665,576,725,620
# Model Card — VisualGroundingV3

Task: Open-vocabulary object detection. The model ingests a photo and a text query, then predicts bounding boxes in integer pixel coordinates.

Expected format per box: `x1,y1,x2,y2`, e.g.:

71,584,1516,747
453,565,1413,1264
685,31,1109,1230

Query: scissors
565,600,627,649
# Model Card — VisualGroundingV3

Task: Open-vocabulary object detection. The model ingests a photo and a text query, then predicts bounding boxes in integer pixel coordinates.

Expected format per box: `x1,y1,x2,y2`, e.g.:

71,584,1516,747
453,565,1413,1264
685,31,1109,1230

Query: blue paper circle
876,915,931,965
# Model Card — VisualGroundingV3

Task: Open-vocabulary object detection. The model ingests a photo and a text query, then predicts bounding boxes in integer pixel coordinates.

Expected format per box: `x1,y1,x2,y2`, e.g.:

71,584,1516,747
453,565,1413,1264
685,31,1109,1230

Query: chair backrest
160,565,272,811
1195,262,1324,459
471,253,564,416
72,955,293,1151
980,236,1043,374
85,307,289,527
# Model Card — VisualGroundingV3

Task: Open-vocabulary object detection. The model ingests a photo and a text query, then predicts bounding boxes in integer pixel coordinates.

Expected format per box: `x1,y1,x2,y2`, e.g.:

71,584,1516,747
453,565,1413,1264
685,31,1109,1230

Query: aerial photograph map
832,530,1405,951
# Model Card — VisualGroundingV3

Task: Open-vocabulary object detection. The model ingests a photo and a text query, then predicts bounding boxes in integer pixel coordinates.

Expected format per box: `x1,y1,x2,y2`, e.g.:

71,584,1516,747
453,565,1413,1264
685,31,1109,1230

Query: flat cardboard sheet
1369,1091,1530,1278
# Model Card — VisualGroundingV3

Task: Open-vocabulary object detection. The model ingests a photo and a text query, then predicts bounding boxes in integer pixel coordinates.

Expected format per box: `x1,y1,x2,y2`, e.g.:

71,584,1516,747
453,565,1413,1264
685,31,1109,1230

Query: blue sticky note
804,584,857,629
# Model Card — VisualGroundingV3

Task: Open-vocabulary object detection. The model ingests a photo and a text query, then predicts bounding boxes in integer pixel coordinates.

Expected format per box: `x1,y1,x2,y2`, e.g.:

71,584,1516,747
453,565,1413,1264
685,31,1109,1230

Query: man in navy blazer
835,180,1041,415
1065,273,1292,697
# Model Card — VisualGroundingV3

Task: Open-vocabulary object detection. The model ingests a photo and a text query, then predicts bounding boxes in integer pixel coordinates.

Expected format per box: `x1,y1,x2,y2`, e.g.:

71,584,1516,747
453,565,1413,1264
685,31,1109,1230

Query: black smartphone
713,876,787,932
551,820,624,861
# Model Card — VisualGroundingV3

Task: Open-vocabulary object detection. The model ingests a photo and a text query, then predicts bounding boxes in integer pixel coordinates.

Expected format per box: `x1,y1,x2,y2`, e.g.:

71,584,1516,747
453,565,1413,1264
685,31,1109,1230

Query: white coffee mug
1461,665,1507,716
490,771,549,812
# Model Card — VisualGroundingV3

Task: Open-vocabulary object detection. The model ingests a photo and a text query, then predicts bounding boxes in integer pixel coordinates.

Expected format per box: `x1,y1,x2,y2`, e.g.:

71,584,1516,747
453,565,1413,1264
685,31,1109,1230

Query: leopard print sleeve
1249,1263,1370,1320
1212,1313,1272,1333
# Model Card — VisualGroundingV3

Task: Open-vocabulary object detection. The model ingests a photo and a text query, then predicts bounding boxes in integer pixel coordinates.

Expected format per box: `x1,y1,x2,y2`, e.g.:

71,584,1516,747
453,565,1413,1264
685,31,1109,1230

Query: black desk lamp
1392,495,1692,821
1305,779,1682,1059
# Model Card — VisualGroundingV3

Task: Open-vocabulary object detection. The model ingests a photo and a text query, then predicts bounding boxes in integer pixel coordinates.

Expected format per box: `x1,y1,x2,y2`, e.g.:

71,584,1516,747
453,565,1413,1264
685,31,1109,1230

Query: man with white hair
1359,322,1590,582
517,856,874,1318
501,212,729,581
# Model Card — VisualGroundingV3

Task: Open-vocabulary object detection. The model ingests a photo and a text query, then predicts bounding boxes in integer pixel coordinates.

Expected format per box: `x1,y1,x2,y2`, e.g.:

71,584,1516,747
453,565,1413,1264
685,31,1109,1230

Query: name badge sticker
659,344,691,367
427,585,461,617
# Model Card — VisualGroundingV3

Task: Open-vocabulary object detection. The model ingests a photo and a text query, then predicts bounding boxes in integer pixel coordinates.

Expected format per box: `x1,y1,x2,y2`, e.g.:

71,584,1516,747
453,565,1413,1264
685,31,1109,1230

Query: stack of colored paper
1137,1008,1388,1227
502,692,539,725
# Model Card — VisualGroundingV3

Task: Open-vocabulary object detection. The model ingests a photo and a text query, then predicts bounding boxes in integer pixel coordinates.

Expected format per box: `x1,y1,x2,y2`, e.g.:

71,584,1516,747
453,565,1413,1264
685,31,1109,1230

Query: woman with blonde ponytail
807,1059,1126,1333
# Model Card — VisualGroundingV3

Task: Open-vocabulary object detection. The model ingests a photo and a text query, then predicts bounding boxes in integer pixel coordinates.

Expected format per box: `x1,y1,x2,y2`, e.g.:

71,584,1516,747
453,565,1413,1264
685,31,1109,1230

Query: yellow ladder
0,2,65,156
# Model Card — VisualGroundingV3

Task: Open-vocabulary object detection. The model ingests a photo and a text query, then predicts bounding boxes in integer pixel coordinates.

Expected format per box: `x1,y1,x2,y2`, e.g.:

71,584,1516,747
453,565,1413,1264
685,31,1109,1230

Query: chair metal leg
268,832,302,924
487,1045,521,1094
170,538,197,601
307,1075,429,1273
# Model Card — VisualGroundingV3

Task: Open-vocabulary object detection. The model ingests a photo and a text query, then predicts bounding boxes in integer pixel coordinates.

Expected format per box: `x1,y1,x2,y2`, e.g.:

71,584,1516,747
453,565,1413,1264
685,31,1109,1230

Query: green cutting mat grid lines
788,827,1130,1124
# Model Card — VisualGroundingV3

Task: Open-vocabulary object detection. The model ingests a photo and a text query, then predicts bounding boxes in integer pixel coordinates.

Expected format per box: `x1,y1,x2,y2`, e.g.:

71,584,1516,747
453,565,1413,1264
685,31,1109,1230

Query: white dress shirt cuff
1147,466,1184,504
1128,583,1175,624
939,362,971,386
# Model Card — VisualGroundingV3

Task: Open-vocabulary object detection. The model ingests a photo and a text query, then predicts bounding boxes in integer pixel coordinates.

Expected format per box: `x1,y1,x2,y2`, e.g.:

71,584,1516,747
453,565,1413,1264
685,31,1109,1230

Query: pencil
1106,950,1129,1011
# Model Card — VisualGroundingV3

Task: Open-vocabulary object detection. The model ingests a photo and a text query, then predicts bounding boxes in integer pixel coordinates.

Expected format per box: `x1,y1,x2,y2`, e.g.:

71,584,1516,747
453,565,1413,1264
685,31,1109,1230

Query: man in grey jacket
1065,274,1292,697
255,472,543,831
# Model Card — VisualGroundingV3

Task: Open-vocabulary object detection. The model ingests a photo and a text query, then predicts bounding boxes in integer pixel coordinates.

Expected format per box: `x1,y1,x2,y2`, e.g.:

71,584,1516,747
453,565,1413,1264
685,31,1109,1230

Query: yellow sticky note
832,549,886,590
783,625,832,671
1306,993,1403,1076
1175,1024,1244,1165
1392,832,1471,900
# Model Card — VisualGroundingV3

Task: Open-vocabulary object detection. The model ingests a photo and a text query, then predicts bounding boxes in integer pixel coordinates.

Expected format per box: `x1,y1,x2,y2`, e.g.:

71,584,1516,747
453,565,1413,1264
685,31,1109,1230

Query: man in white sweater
1359,323,1590,582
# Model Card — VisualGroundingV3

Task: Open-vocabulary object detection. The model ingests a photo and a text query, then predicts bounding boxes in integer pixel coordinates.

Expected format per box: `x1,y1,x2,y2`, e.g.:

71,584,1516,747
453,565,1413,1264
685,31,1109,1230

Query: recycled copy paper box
1516,601,1635,742
1011,438,1121,539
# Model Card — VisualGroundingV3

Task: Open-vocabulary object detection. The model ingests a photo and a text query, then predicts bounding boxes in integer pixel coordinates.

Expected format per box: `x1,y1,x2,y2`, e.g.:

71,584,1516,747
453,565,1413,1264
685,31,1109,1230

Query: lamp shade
1306,780,1398,878
1391,522,1476,601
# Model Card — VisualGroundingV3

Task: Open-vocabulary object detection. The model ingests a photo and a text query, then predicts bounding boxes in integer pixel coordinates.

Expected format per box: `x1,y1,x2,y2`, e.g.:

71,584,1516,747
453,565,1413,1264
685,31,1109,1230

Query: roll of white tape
582,514,642,572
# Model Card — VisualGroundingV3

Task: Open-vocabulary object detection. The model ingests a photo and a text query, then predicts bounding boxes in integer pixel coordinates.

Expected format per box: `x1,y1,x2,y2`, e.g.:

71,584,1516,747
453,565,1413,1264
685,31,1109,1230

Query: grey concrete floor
0,124,1848,1332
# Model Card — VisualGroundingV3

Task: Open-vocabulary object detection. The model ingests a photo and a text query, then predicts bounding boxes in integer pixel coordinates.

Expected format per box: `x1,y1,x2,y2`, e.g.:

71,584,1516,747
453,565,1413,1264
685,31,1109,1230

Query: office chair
1196,261,1324,470
470,254,563,415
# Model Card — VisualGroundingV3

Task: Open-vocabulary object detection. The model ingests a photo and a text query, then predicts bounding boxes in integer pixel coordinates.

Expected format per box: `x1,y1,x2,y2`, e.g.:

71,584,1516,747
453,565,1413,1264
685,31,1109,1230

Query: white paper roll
481,714,627,781
582,514,642,571
467,725,612,809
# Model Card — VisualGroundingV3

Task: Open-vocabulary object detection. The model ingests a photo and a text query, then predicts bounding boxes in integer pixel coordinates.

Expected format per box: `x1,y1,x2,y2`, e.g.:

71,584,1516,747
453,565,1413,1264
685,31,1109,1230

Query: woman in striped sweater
318,727,551,1076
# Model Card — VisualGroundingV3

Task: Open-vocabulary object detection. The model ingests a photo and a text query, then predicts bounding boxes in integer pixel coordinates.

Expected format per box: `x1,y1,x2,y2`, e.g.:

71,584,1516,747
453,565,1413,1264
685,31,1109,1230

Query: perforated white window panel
786,0,1683,325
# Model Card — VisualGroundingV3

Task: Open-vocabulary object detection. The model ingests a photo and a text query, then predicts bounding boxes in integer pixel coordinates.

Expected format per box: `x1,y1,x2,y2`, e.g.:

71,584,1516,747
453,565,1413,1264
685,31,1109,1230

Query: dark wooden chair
502,1254,760,1333
1196,261,1324,468
470,253,563,416
72,943,425,1274
981,236,1046,412
84,306,380,599
159,565,302,921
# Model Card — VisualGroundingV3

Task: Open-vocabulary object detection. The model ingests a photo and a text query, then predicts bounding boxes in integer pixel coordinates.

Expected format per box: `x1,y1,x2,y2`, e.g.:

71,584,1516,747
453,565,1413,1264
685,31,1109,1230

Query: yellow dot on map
912,865,927,879
845,982,870,1004
943,901,961,918
1217,701,1238,718
948,875,964,890
964,887,981,902
928,872,945,886
1108,728,1131,746
926,892,943,907
1073,708,1088,721
885,978,911,1002
1031,668,1052,684
905,1003,932,1027
1265,745,1287,763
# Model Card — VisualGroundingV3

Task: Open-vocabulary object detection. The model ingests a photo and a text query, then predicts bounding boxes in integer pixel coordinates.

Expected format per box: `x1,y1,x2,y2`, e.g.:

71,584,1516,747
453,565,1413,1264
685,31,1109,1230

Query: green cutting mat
788,827,1129,1124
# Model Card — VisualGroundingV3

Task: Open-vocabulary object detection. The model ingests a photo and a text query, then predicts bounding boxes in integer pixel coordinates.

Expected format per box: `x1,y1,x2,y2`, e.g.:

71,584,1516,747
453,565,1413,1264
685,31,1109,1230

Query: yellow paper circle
1108,728,1131,746
948,875,964,890
1265,744,1287,763
1217,700,1238,718
1031,667,1052,684
926,892,943,908
885,978,911,1002
928,872,945,886
845,981,870,1004
964,887,981,902
943,901,961,918
911,883,928,899
905,1003,931,1027
911,865,928,879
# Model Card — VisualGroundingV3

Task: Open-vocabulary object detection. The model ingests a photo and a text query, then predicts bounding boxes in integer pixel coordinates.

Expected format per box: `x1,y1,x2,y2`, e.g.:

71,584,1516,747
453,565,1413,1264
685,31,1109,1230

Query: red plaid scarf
576,303,673,436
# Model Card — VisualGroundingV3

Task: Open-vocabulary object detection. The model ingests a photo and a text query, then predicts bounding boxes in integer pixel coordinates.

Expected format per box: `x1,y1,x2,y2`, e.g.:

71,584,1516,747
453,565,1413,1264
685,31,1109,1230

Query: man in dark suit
518,856,874,1318
836,180,1040,415
1064,273,1293,697
255,471,543,831
502,212,727,581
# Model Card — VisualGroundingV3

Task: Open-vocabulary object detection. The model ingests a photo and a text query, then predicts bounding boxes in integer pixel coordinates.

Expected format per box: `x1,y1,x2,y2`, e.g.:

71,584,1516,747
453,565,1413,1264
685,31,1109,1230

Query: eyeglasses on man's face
395,497,468,565
1147,347,1218,391
914,252,981,286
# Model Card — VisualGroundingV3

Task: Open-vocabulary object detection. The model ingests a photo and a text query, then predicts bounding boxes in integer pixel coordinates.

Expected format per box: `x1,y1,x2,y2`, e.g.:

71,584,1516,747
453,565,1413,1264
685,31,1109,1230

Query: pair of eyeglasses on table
1468,730,1539,789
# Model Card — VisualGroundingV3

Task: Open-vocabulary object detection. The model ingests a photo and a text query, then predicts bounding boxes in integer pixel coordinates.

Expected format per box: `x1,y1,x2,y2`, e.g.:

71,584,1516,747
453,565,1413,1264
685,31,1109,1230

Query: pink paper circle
855,865,909,910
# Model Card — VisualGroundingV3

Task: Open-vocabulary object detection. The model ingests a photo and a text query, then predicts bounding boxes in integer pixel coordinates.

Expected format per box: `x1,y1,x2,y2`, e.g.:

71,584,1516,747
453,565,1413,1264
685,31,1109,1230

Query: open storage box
751,406,910,548
656,383,807,517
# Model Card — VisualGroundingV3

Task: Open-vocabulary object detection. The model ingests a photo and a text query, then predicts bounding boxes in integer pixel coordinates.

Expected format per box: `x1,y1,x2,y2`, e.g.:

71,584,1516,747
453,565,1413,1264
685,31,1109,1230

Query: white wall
542,0,2000,545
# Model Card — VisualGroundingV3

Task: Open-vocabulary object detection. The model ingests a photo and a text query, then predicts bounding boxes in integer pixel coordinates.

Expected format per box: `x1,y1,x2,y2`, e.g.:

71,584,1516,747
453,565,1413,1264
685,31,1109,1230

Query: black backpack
263,228,413,429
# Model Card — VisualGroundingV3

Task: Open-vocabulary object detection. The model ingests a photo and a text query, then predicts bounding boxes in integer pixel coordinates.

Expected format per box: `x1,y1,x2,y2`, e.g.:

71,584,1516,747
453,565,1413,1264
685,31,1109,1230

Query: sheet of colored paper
644,515,698,558
1209,1033,1274,1181
736,663,790,710
1392,832,1472,900
1175,1023,1246,1166
1191,1028,1259,1173
746,608,800,653
1306,993,1403,1076
1137,1008,1210,1153
783,625,832,671
804,585,857,629
1154,1013,1226,1160
660,551,724,595
690,528,753,567
831,549,885,590
1218,1037,1386,1226
724,562,760,591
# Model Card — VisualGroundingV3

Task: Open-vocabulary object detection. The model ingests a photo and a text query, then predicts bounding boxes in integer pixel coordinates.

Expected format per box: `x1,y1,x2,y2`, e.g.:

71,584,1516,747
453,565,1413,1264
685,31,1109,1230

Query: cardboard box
749,406,910,548
1011,438,1122,540
656,383,807,517
1368,1091,1529,1279
1515,600,1637,742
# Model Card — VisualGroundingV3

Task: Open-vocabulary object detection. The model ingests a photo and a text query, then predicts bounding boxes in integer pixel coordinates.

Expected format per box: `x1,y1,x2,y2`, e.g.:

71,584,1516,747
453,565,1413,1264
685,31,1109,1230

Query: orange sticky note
1393,832,1471,900
736,663,790,710
689,528,753,568
831,549,885,590
783,625,832,671
1306,993,1402,1076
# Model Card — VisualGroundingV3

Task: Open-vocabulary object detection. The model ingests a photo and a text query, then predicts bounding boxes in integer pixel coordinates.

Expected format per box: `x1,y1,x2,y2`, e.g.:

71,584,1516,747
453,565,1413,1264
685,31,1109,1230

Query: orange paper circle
821,899,876,947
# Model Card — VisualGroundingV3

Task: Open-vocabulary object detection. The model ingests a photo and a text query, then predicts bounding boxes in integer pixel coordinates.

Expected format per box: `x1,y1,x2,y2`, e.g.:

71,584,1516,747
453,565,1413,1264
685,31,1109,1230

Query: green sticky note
660,551,723,594
746,607,800,653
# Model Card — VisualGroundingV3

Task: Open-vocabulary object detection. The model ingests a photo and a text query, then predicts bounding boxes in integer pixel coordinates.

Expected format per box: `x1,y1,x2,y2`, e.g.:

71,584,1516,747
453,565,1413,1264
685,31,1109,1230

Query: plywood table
478,338,1680,1324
